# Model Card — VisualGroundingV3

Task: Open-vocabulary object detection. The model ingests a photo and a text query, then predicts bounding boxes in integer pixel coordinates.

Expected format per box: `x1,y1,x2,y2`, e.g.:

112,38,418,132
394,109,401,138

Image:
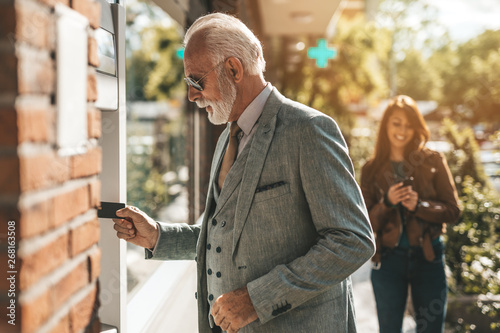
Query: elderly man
113,13,375,333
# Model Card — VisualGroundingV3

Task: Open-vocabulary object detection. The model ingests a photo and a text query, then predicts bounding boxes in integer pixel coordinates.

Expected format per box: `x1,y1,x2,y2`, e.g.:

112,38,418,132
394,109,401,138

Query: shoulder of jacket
420,148,443,163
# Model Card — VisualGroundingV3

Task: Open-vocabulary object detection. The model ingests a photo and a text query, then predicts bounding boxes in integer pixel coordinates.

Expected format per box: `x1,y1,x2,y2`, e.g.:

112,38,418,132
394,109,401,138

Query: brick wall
0,0,103,332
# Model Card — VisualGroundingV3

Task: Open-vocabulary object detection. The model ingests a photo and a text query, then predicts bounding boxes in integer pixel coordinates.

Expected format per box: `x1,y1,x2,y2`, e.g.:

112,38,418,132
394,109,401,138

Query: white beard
196,70,237,125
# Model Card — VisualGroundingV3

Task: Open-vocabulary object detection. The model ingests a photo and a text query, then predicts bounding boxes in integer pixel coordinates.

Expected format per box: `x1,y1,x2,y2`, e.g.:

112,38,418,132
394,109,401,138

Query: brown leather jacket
360,149,461,263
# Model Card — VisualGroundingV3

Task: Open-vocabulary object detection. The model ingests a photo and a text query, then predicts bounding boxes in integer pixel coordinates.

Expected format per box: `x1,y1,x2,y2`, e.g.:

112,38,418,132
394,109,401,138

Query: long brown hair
370,95,430,173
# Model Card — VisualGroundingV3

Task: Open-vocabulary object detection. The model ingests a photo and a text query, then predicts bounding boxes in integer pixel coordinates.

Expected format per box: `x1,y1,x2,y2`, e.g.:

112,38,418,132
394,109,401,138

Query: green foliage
275,16,390,138
376,0,450,96
439,120,500,329
440,118,489,192
349,131,376,182
438,29,500,123
440,122,500,330
445,176,500,295
125,0,184,102
127,148,166,218
126,115,187,220
396,49,441,101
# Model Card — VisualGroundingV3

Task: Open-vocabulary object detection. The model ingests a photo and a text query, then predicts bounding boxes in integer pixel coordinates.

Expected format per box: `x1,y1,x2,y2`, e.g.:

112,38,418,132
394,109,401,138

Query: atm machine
94,0,127,331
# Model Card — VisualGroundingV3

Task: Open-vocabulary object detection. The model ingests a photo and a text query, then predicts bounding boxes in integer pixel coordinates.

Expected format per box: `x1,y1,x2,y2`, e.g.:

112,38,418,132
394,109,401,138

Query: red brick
0,108,18,146
88,37,99,67
53,261,88,309
0,54,18,94
52,186,90,227
87,0,101,30
37,0,70,7
19,233,69,290
49,314,70,333
70,218,99,256
72,0,90,19
72,0,101,30
87,72,98,102
17,107,51,143
19,200,52,238
71,147,102,179
0,157,20,195
17,50,54,95
16,4,50,49
87,108,101,139
20,289,52,333
88,179,100,208
88,248,101,281
70,285,98,333
20,153,70,192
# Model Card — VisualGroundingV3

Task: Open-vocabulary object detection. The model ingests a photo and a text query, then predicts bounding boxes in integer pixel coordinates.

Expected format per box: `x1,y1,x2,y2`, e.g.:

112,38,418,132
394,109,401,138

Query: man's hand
112,206,158,249
211,286,258,333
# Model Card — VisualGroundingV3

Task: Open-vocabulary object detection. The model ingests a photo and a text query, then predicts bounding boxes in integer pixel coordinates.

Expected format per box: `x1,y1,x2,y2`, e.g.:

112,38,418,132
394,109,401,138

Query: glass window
125,0,187,298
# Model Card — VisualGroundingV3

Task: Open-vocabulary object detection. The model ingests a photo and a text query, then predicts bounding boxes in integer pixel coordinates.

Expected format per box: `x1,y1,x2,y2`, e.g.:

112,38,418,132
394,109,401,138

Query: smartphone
403,177,414,188
98,202,126,219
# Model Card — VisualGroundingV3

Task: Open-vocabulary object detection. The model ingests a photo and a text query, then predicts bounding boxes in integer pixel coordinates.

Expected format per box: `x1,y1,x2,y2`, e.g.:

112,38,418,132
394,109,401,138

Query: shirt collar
236,83,273,136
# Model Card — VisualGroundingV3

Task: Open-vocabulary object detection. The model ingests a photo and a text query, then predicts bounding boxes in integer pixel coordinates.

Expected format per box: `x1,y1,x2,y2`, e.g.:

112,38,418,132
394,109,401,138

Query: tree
125,0,184,102
272,16,390,142
439,29,500,123
375,0,450,97
396,48,441,100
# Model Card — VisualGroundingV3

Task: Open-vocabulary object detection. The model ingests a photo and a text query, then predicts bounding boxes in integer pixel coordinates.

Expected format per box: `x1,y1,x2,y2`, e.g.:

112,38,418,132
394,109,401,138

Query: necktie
218,122,241,189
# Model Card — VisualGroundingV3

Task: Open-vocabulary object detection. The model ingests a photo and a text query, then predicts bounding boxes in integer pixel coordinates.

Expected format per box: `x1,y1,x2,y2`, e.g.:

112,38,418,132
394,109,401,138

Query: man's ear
225,57,243,83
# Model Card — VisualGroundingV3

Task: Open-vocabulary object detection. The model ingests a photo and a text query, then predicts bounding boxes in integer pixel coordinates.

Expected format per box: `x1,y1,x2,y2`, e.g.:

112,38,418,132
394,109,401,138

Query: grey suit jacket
147,88,375,332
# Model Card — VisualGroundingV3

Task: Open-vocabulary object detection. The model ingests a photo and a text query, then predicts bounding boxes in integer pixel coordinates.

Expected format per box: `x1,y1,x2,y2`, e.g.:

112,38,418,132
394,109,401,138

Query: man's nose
187,85,201,102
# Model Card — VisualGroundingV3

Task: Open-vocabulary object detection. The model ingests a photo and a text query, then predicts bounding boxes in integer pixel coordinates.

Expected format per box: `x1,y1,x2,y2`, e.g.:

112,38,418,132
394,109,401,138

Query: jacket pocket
253,182,290,203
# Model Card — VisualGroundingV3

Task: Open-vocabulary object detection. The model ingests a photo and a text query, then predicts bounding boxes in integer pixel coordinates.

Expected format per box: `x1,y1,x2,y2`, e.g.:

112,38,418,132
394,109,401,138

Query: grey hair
184,13,266,76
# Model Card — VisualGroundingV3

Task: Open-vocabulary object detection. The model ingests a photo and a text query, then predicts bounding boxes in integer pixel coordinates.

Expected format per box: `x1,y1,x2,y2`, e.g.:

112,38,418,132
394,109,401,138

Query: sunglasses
184,60,226,91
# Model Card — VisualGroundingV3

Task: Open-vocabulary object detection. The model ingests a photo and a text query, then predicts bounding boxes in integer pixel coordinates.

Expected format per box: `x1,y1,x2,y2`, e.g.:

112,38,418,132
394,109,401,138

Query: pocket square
255,181,286,193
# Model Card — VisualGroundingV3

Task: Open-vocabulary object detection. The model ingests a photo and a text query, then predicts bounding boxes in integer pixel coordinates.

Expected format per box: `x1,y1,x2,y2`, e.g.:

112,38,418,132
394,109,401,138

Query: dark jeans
371,242,447,333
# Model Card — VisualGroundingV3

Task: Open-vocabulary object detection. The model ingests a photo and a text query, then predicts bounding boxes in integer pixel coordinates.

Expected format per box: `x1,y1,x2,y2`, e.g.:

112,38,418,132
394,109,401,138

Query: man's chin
208,114,226,125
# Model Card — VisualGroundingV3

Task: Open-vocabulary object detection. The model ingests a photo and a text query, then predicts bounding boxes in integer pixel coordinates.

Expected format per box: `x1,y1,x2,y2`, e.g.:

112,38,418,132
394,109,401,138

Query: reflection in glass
125,0,186,299
95,28,116,76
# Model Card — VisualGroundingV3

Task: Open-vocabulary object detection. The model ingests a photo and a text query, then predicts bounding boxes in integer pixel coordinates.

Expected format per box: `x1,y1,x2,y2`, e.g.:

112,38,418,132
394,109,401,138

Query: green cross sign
307,39,337,68
176,47,185,59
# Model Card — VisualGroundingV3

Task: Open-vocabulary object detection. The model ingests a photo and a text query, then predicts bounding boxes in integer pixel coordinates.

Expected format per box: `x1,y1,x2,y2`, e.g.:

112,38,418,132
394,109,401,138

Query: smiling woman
360,95,461,333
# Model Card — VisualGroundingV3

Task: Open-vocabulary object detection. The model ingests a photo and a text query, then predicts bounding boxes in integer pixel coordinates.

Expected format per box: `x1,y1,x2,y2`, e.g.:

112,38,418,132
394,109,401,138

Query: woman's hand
387,182,418,211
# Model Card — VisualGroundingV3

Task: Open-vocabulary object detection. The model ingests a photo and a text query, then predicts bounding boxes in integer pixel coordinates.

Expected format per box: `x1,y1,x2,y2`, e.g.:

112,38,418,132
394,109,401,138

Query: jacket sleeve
247,114,375,324
360,163,394,233
145,222,201,260
414,152,461,225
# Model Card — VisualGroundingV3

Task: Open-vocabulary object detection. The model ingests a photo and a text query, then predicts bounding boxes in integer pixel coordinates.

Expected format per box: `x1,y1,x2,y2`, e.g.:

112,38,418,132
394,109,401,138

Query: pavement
353,261,417,333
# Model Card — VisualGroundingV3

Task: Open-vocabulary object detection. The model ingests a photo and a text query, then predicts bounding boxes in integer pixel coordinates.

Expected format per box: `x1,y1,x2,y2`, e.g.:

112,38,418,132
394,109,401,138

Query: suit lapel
231,89,284,257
